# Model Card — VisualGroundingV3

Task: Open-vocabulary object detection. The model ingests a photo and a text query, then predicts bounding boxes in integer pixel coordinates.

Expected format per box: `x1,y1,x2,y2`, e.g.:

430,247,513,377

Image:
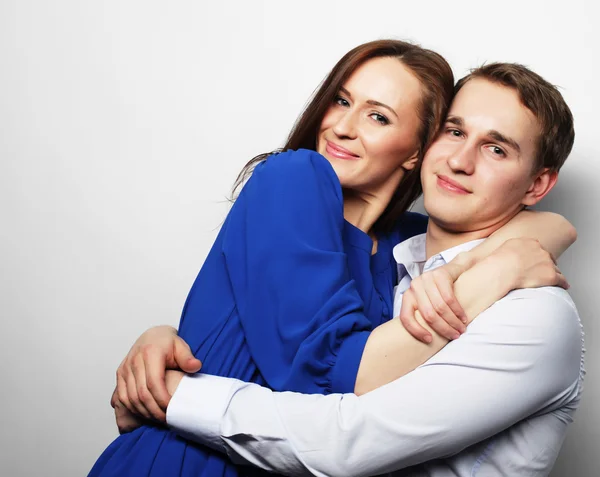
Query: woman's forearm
468,210,576,264
354,211,576,396
354,253,513,395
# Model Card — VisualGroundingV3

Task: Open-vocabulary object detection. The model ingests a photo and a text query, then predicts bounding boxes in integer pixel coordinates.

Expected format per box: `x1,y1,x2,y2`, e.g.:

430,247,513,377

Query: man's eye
447,128,463,137
370,113,389,125
490,146,506,157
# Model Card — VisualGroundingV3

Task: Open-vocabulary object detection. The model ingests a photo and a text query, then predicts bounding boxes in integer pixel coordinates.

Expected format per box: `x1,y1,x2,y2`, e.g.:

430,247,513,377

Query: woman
90,40,574,477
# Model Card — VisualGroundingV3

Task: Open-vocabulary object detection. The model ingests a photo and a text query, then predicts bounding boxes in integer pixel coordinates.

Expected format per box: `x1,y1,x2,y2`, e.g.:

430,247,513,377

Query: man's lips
325,141,360,160
436,174,470,194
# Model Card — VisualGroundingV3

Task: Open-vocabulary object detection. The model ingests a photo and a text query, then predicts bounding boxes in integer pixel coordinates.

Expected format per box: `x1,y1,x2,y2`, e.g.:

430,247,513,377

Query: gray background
1,1,598,475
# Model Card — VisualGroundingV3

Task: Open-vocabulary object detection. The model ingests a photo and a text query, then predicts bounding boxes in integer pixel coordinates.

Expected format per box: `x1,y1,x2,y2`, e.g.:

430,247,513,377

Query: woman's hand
114,325,202,422
398,261,468,344
398,238,569,344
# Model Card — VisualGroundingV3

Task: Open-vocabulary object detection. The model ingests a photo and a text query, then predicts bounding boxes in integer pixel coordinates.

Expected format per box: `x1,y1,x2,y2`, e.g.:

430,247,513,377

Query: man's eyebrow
445,115,521,153
487,130,521,153
445,116,463,127
339,87,399,119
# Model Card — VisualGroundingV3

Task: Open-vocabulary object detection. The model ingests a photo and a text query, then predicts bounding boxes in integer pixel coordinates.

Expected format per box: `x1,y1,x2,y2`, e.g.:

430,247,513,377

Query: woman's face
317,56,423,196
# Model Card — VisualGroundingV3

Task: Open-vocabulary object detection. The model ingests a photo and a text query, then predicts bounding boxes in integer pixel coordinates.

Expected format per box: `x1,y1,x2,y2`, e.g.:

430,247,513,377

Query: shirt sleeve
222,149,372,394
167,287,583,477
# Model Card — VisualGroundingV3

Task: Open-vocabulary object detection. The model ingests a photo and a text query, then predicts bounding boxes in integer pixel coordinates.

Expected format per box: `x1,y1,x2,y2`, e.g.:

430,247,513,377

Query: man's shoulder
502,286,577,310
487,286,579,329
492,287,581,346
474,286,584,388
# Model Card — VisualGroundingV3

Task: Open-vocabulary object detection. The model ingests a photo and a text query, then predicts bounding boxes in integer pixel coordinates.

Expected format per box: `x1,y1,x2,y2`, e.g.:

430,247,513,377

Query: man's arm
167,288,582,477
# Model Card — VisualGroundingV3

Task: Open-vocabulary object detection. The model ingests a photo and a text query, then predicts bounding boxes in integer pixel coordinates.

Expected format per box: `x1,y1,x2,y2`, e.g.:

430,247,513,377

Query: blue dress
89,149,427,477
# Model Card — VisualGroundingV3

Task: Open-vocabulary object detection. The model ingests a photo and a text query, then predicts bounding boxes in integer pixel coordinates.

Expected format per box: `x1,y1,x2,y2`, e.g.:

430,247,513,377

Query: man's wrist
166,374,237,453
166,370,185,397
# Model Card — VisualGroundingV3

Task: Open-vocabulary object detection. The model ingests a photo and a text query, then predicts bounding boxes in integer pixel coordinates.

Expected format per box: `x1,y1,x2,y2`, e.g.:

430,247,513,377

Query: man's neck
425,217,513,259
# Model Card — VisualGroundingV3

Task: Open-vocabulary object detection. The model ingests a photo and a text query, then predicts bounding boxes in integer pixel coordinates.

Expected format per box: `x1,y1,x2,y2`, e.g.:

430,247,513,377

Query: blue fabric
89,149,427,477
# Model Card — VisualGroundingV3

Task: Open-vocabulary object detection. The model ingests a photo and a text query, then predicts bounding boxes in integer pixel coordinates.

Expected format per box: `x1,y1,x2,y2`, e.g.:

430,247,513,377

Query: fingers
142,345,172,413
126,355,152,419
110,386,119,409
132,352,166,421
399,290,432,344
112,326,194,424
173,337,202,374
116,361,134,414
114,403,146,434
554,266,570,290
422,272,466,333
410,274,464,341
433,271,468,324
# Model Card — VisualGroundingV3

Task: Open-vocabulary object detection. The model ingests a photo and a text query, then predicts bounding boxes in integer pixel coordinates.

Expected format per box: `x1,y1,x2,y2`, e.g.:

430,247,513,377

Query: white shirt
167,235,585,477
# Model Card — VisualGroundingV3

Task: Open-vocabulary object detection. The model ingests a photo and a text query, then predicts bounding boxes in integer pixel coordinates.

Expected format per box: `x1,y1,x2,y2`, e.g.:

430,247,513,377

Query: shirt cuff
166,373,237,452
330,329,370,393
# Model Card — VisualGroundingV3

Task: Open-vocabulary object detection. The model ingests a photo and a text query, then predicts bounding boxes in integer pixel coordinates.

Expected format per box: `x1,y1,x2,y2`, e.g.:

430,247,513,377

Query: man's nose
447,144,476,175
332,109,358,139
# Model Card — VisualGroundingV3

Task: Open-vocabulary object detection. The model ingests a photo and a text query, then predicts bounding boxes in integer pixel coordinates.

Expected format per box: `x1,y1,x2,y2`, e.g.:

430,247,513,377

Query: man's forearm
167,290,581,477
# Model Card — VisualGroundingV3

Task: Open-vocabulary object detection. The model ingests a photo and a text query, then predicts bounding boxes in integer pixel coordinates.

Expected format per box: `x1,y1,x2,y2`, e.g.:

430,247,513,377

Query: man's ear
522,168,558,206
402,149,420,171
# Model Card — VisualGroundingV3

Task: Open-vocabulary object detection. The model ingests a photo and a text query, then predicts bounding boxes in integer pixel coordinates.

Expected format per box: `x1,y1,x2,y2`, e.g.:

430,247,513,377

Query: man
120,63,585,476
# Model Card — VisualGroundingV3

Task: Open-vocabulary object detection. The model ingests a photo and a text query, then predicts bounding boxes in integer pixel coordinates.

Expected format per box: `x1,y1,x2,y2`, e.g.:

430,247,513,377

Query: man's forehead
447,78,539,147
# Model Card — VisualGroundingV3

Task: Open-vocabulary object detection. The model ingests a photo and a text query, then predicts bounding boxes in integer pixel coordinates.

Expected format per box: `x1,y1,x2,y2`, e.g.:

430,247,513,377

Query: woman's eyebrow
339,87,399,119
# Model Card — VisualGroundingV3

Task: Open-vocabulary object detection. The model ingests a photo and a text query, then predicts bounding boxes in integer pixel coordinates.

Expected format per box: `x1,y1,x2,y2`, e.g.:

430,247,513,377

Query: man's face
421,78,543,232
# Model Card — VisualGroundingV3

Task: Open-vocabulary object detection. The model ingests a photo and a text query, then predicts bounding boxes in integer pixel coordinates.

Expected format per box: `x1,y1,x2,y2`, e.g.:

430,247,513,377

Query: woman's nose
332,110,358,139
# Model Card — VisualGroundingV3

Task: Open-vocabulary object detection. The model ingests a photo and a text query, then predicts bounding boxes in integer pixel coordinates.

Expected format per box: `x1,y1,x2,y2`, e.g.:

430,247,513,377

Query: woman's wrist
454,253,516,322
448,251,478,279
479,252,519,295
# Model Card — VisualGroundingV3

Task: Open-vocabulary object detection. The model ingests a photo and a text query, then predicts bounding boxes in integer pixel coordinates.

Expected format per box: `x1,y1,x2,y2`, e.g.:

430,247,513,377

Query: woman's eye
370,113,389,125
447,128,463,138
334,96,349,107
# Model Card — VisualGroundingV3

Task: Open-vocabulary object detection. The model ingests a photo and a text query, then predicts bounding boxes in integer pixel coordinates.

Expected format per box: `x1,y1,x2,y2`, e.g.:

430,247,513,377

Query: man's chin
425,211,469,233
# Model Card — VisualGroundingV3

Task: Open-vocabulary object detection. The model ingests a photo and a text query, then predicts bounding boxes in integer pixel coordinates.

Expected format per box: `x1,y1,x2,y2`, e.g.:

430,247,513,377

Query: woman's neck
343,192,387,235
343,173,402,234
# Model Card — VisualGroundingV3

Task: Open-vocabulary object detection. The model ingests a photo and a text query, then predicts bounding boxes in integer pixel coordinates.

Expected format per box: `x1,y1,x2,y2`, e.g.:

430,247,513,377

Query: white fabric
392,234,485,317
167,235,585,477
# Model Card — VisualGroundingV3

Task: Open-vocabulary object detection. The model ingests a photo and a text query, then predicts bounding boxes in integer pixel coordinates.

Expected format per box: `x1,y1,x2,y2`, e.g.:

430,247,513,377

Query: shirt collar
393,233,485,280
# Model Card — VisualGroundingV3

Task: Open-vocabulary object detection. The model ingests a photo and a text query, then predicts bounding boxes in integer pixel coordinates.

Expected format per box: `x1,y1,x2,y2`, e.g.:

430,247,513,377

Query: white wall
1,1,598,475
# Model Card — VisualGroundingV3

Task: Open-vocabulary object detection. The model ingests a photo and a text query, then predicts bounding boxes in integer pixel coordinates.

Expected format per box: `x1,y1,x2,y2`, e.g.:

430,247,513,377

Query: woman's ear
522,168,559,206
402,150,420,171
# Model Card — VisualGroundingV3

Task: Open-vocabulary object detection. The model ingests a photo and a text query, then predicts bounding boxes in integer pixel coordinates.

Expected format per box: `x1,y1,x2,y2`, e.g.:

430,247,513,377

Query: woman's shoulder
256,149,338,183
250,149,343,203
237,149,344,214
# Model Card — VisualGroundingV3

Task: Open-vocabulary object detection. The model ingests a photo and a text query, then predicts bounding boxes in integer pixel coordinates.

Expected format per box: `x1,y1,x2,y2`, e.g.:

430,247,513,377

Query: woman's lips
325,141,360,160
436,175,470,194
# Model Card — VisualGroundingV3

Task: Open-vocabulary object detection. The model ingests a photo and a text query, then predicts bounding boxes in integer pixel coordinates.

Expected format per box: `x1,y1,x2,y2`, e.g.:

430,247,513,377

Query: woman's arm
354,211,575,395
465,209,576,265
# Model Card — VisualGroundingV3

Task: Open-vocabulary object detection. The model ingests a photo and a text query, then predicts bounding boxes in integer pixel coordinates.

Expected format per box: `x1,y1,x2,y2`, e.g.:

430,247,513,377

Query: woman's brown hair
232,39,454,233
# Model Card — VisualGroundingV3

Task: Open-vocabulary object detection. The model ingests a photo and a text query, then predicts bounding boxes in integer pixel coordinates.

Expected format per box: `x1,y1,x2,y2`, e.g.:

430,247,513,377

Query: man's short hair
455,63,575,173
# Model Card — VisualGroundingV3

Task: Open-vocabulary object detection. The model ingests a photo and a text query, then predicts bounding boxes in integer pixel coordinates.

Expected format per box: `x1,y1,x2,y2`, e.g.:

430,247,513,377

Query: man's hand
111,388,147,434
165,370,186,397
115,325,202,422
